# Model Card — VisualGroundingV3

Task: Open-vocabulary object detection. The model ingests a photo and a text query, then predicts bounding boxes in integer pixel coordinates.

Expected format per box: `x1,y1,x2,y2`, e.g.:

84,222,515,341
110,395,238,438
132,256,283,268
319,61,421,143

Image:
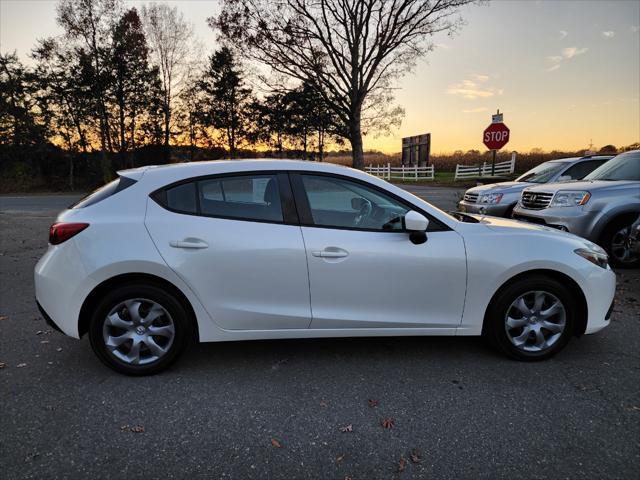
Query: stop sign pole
483,110,510,175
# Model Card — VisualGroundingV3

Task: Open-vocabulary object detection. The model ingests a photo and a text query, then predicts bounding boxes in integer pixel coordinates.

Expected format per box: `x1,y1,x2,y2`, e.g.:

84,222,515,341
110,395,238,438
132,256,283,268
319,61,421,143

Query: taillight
49,222,89,245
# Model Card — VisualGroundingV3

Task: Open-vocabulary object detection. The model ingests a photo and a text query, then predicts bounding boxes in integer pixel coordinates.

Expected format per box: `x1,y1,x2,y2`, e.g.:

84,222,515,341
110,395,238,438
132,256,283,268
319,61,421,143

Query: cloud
435,43,453,50
545,46,588,72
462,107,488,113
473,74,490,82
562,47,588,59
559,30,568,40
447,75,502,99
601,31,615,38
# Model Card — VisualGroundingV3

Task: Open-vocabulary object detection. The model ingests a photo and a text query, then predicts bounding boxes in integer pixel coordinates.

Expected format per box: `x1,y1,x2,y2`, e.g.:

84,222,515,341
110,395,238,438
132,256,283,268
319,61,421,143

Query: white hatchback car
35,160,615,375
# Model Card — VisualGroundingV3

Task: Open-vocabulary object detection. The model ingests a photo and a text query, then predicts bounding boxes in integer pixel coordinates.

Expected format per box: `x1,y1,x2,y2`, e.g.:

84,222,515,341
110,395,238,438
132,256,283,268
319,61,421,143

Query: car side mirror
403,210,429,244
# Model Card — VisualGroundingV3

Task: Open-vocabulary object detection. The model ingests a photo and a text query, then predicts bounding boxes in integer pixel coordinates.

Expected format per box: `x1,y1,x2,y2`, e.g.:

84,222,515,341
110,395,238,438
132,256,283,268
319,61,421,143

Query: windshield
583,151,640,181
516,161,568,183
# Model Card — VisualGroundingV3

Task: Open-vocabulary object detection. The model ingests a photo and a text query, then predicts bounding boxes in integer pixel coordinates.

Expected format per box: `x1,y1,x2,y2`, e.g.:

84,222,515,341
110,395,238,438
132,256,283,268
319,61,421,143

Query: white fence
365,163,435,181
454,152,516,180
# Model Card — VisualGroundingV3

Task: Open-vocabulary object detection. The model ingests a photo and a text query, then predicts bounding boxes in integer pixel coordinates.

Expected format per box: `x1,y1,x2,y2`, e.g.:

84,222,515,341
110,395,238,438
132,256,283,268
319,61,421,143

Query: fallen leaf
344,476,352,480
36,330,44,335
120,425,130,432
271,438,282,448
40,340,49,344
336,453,345,464
0,362,6,369
56,347,63,352
130,425,145,433
381,418,395,429
410,449,422,463
368,399,379,408
339,424,353,433
16,363,27,368
319,400,328,408
398,457,406,472
0,315,7,321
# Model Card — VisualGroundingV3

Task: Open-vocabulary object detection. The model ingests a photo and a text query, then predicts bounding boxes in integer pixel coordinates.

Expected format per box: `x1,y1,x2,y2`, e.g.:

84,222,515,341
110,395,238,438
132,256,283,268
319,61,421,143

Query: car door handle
312,248,349,258
169,238,209,249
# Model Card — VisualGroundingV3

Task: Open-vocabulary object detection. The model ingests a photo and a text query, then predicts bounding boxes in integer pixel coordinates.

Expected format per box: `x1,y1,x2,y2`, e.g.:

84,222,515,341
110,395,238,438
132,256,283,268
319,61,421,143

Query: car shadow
177,335,503,374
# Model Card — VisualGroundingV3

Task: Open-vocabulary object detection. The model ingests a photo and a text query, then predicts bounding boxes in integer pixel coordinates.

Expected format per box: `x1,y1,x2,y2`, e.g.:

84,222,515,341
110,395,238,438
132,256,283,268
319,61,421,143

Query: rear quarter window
71,176,137,209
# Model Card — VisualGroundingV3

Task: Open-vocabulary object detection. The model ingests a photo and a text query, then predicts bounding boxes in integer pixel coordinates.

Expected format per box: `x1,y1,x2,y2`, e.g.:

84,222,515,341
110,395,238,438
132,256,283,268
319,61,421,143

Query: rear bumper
37,300,64,333
34,240,88,338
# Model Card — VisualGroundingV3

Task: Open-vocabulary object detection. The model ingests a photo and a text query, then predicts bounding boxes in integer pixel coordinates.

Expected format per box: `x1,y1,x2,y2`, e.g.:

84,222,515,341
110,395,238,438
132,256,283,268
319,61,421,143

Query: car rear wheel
88,284,192,375
484,275,575,361
601,217,640,268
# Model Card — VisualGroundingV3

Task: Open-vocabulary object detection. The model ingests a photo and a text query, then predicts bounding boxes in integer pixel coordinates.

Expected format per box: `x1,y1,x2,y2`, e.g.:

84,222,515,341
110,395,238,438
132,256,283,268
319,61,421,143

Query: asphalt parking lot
1,190,639,479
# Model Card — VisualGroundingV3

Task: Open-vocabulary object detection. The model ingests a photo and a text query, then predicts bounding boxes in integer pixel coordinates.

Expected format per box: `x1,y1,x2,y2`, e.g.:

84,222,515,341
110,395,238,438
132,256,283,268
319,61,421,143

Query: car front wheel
484,275,576,361
88,284,192,375
601,217,640,268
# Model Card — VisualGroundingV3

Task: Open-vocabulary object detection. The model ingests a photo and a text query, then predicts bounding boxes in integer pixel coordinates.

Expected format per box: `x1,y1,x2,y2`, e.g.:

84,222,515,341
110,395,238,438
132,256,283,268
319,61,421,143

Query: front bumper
512,204,595,239
458,201,512,217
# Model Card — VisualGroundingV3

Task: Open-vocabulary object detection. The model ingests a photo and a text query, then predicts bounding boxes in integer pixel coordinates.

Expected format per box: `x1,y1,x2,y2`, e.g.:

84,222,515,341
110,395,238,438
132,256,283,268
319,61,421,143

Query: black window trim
150,171,299,226
289,171,450,233
150,169,450,232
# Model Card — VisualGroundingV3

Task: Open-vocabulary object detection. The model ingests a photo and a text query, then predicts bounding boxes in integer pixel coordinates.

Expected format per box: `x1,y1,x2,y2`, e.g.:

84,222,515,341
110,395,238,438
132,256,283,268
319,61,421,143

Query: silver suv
513,150,640,267
458,155,611,217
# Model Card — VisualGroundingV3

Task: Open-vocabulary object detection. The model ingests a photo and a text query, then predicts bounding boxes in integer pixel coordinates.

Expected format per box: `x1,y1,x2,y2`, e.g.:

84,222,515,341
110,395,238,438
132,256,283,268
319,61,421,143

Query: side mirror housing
404,210,429,232
404,210,429,245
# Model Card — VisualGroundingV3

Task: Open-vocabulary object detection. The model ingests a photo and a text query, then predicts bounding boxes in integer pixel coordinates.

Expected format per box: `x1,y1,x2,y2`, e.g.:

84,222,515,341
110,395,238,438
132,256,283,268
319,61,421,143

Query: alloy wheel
504,290,566,353
102,298,175,365
610,225,638,265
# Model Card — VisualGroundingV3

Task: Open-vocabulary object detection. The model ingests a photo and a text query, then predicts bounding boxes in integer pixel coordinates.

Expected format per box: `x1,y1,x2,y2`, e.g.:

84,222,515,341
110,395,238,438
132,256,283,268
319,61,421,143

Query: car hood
521,179,640,193
462,213,591,242
466,181,529,194
455,213,607,257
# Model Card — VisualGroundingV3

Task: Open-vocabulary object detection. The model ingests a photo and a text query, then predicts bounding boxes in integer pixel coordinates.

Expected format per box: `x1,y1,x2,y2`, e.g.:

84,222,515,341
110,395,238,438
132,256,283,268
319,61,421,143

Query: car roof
122,159,351,178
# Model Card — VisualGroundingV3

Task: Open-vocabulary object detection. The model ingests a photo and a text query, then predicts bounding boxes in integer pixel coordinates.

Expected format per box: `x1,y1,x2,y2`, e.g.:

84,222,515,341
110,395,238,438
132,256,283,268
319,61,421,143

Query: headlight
550,191,590,207
574,248,608,269
479,193,503,204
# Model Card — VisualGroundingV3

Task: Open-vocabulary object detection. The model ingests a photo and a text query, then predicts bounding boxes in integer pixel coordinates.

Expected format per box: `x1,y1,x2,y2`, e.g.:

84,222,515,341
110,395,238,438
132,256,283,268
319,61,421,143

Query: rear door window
156,174,284,223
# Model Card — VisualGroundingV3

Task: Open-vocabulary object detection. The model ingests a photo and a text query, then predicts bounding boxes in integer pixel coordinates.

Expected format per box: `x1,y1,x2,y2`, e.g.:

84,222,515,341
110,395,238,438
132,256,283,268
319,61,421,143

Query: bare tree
57,0,121,180
142,3,194,149
212,0,474,169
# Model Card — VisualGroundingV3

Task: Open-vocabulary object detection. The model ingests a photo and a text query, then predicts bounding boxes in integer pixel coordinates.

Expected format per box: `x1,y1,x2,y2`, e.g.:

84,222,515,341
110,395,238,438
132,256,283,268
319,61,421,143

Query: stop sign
483,122,510,150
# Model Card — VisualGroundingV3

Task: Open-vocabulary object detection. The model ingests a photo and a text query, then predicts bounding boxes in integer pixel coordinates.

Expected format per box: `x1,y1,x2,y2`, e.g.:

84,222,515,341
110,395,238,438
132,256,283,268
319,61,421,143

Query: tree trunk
130,110,136,168
302,126,307,160
163,90,171,147
349,115,364,169
68,155,74,191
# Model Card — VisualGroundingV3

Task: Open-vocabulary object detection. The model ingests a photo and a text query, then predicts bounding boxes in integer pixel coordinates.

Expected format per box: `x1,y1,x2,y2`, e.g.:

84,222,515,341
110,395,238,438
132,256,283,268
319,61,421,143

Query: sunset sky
1,0,639,154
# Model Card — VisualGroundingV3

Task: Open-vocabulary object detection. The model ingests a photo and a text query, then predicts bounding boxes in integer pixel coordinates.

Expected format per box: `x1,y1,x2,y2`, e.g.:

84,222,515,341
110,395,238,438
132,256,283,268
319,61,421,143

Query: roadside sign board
402,133,431,166
483,122,510,150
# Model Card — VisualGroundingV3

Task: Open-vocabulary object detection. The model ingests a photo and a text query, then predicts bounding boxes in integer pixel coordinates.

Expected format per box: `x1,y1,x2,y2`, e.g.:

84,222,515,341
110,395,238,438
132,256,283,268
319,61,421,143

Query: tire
600,217,640,268
88,283,193,375
484,275,575,361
